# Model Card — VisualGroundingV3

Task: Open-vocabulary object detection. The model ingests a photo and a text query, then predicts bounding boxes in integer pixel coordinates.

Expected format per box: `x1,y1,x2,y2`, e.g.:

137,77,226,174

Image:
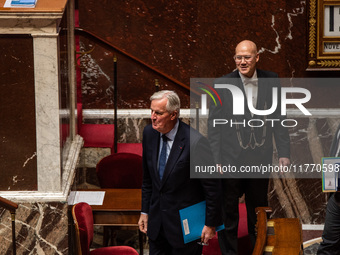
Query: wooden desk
91,189,141,227
90,189,144,254
0,0,68,12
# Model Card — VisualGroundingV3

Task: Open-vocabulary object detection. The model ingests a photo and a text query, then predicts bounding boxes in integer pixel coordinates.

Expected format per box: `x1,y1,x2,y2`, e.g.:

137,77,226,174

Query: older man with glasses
139,90,222,255
208,40,291,254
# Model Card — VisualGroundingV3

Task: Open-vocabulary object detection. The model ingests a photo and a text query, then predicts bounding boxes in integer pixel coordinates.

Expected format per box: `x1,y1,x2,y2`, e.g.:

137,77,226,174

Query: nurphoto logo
193,78,312,128
200,83,311,117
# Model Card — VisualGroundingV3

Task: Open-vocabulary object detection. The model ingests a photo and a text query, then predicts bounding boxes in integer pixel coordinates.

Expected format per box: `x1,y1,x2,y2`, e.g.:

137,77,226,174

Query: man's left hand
201,225,216,244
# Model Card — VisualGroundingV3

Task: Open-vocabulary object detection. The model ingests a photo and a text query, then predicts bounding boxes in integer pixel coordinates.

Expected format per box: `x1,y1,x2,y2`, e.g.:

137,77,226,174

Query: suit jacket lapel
253,70,270,140
229,72,251,144
151,129,162,182
232,72,251,121
256,70,268,113
160,122,185,187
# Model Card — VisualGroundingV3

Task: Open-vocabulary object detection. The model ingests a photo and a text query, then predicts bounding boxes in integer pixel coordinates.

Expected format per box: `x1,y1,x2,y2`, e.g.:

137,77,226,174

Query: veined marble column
34,34,62,192
0,0,82,200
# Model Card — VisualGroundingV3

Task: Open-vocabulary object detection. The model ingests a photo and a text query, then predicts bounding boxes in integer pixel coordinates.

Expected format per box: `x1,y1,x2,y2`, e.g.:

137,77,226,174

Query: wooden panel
253,207,303,255
93,211,140,226
88,189,141,226
266,218,303,254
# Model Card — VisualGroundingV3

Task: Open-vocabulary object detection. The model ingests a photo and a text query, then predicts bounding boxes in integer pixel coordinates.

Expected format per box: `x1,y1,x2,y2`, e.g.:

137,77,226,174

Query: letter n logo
197,82,222,115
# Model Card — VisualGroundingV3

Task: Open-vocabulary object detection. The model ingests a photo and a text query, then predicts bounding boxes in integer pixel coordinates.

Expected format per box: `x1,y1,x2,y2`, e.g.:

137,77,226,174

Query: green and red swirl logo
197,81,222,107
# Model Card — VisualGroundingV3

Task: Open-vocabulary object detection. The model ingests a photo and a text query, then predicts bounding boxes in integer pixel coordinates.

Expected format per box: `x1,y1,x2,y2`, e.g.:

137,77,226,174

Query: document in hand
179,201,224,244
322,157,340,192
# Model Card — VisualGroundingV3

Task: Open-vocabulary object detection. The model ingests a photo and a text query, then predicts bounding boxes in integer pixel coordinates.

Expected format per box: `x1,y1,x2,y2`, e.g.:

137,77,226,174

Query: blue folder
179,201,224,244
11,0,36,5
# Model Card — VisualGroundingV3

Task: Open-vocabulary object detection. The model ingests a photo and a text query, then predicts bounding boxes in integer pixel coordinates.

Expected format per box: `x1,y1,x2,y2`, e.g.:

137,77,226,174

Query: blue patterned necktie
158,135,168,180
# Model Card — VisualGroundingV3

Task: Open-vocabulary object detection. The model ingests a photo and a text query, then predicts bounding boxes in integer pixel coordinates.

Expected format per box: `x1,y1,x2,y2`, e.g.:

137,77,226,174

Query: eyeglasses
234,55,255,63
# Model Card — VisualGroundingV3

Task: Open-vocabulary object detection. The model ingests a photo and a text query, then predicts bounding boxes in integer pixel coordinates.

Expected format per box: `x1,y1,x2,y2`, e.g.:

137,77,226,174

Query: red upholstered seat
96,152,144,248
77,103,142,155
117,143,143,156
238,203,249,238
202,234,221,255
80,124,116,148
237,203,253,255
77,103,115,150
90,246,139,255
72,202,138,255
96,152,143,189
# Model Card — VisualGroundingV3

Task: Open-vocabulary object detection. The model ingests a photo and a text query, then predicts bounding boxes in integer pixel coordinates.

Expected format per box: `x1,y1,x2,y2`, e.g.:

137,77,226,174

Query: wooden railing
253,207,273,255
0,196,18,255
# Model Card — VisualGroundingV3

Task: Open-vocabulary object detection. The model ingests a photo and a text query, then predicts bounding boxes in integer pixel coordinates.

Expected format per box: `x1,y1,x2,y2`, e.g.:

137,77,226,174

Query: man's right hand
138,213,148,234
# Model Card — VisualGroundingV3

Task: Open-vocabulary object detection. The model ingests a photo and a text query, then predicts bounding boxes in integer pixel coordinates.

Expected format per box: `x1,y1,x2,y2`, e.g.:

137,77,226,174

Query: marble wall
0,202,69,254
269,117,340,223
77,0,340,110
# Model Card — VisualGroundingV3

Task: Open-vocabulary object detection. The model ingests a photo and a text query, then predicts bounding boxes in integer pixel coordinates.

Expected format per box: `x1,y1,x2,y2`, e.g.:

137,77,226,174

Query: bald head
235,40,258,55
234,40,259,77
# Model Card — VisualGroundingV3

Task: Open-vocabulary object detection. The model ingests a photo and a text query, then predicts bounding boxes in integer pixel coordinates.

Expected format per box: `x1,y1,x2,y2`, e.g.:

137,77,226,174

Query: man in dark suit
208,40,291,254
317,123,340,255
138,90,222,255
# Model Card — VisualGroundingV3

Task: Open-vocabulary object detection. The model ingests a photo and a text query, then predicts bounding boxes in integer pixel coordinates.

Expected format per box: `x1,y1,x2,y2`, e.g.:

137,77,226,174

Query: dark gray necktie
158,135,167,180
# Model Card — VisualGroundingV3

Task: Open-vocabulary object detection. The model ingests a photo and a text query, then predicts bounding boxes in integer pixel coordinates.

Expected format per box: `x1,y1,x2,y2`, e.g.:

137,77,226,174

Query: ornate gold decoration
264,246,274,252
308,0,317,57
267,221,275,227
308,60,316,66
317,60,340,67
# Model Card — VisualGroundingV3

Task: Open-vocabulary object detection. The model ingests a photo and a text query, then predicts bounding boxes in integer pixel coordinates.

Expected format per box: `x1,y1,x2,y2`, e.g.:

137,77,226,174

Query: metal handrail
0,196,18,255
74,27,193,93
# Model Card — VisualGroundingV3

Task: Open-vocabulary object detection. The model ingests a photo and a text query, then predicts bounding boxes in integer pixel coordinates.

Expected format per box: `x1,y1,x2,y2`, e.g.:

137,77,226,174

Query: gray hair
150,90,180,115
